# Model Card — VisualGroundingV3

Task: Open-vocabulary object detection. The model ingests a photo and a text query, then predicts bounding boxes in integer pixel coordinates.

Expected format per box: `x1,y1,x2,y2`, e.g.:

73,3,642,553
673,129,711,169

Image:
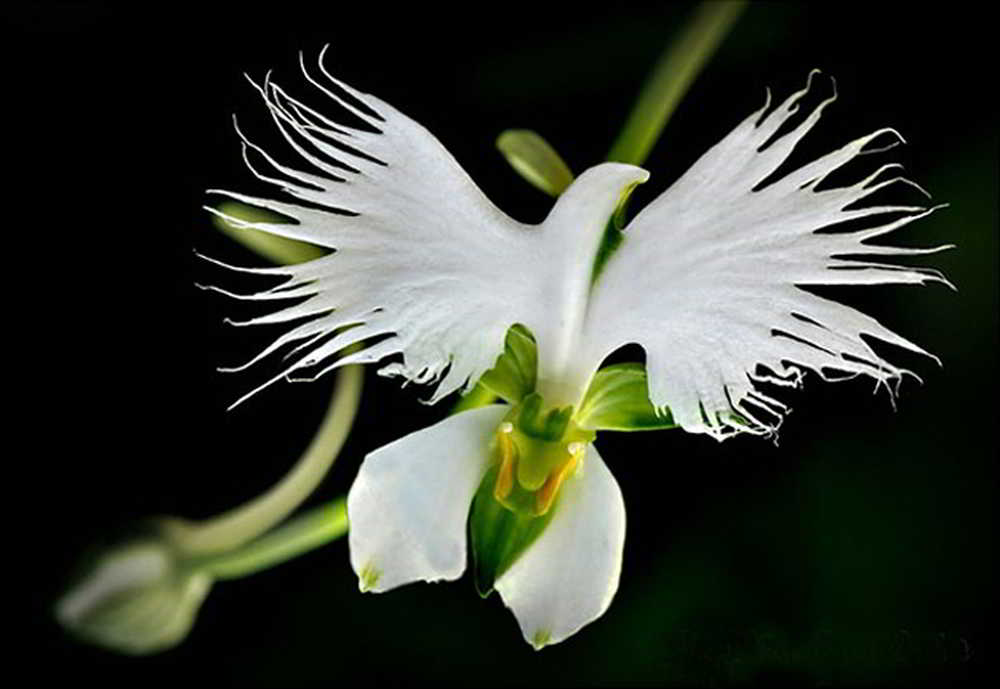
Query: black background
13,2,997,686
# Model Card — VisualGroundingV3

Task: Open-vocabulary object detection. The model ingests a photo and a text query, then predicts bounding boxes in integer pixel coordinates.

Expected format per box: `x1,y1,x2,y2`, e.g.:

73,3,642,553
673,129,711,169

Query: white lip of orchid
346,406,626,649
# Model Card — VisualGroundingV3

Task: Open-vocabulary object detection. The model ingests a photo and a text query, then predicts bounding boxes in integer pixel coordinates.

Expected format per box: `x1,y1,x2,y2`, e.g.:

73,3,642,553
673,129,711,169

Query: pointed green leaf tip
576,363,678,432
496,130,574,197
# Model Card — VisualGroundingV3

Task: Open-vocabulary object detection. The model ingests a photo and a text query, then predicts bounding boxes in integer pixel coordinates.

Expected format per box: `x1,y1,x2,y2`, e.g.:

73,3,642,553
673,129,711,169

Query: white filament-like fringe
584,71,951,440
202,47,532,410
202,63,949,440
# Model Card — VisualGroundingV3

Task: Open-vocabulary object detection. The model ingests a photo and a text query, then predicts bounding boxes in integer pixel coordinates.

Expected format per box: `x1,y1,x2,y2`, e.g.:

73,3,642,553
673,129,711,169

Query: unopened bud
56,523,212,655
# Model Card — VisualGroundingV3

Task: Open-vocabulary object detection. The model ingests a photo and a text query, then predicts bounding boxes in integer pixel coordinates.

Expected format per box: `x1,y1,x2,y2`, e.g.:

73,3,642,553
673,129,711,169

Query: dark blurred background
13,2,996,686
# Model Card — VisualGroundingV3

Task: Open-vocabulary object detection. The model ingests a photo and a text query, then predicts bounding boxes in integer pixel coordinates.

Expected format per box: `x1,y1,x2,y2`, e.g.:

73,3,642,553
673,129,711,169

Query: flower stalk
200,497,348,580
164,362,362,555
607,0,747,165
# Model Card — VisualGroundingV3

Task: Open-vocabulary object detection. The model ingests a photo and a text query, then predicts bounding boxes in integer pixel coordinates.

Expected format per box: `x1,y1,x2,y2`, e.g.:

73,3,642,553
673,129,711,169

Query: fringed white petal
206,47,529,409
582,71,951,439
346,405,507,592
206,47,646,409
495,443,626,649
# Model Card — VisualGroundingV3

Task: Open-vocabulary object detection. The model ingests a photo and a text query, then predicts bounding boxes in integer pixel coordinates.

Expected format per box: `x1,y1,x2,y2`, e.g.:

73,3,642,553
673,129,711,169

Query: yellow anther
494,423,517,501
534,442,584,515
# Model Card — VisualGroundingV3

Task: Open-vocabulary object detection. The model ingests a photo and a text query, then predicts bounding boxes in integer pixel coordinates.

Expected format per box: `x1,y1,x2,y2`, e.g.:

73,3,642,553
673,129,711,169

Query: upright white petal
582,71,951,438
204,47,645,409
494,443,626,649
347,405,506,592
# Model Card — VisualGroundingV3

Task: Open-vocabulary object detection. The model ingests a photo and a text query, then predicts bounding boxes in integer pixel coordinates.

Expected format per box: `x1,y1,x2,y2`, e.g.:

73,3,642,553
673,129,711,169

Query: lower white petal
347,405,507,593
494,443,626,649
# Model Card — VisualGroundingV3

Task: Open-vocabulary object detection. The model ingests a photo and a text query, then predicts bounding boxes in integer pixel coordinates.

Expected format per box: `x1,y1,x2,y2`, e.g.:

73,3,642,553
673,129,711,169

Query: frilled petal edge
581,71,951,439
202,50,649,411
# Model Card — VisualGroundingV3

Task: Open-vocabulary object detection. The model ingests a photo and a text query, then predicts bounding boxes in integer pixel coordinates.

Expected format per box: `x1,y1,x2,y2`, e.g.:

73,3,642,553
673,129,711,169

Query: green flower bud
495,130,574,197
55,522,212,655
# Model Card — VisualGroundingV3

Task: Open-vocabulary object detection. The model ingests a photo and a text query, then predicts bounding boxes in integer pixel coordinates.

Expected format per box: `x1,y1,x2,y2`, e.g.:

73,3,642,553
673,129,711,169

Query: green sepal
469,465,557,597
575,362,678,432
477,324,537,404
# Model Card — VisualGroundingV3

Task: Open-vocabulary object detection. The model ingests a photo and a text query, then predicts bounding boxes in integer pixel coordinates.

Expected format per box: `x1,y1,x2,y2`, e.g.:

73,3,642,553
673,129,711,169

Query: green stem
606,0,747,166
202,498,349,580
171,364,364,554
196,380,500,578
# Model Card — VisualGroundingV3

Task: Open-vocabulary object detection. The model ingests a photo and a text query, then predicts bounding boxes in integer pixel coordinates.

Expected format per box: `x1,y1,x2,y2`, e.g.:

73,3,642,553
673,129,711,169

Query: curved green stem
195,379,500,578
202,498,348,580
607,0,747,166
173,365,364,554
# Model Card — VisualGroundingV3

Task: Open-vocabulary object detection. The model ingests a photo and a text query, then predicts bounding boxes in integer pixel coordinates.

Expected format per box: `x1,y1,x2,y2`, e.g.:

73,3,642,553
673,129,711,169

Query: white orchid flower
203,49,949,648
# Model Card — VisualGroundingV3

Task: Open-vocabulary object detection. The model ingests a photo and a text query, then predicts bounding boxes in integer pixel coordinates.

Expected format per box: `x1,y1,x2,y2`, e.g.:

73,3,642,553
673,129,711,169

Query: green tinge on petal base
359,562,381,592
469,465,557,597
531,629,553,650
